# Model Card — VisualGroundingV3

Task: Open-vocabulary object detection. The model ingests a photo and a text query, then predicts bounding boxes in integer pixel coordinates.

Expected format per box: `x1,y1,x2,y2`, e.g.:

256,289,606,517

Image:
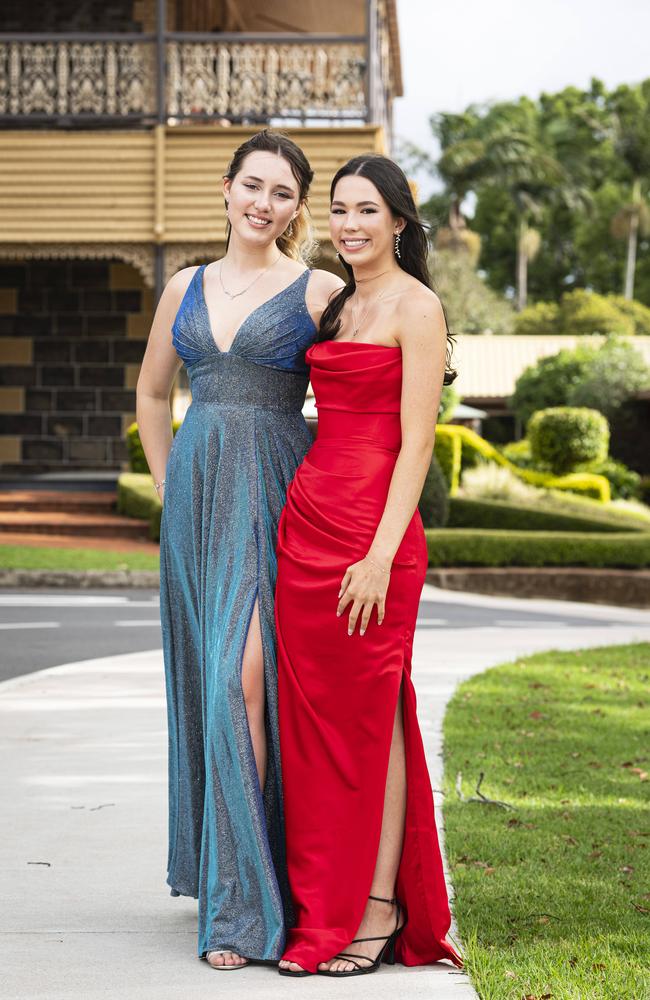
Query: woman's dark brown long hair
319,154,456,384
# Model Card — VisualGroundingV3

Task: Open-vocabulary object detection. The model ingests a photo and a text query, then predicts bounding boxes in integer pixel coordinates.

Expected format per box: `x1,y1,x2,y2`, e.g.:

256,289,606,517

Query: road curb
0,569,159,588
427,566,650,608
3,566,650,605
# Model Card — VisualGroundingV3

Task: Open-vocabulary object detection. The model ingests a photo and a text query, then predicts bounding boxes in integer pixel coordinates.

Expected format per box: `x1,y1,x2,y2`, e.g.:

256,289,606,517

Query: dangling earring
286,220,294,239
394,232,402,259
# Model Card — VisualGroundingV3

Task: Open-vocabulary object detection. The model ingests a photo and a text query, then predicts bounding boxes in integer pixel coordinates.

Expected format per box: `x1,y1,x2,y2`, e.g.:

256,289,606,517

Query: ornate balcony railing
0,33,369,124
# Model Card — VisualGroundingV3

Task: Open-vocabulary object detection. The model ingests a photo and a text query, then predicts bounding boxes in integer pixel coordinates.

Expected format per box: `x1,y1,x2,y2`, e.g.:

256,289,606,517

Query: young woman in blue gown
136,130,342,970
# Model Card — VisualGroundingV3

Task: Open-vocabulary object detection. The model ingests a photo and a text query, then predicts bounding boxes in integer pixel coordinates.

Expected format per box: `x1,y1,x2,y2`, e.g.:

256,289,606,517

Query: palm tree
608,82,650,299
439,106,566,309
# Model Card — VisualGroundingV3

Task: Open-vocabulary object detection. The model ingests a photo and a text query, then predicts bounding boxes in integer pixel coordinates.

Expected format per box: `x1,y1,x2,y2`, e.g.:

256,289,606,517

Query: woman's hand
337,556,391,636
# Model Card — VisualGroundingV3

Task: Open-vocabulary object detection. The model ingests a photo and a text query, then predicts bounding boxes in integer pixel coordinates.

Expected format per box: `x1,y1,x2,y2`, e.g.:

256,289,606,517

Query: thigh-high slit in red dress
275,341,462,973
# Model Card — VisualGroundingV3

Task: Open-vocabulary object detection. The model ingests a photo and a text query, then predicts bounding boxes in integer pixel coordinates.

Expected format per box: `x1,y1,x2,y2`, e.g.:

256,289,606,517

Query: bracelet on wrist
366,554,391,575
154,479,166,492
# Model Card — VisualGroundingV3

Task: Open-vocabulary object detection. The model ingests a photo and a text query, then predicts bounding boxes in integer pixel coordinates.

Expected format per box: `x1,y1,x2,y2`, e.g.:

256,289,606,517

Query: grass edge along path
0,545,160,573
442,643,650,1000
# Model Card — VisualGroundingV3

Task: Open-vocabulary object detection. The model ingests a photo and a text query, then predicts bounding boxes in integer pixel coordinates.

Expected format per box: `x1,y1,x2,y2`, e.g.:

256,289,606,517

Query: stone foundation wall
0,260,152,474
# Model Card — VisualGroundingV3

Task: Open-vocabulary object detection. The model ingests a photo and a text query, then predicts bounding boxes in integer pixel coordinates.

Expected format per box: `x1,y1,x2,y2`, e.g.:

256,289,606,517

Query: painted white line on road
416,618,448,626
0,595,159,608
494,619,568,627
0,621,60,630
114,620,161,627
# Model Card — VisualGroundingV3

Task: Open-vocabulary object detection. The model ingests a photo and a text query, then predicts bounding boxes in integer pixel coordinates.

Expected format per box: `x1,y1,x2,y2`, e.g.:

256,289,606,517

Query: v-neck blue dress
160,264,316,960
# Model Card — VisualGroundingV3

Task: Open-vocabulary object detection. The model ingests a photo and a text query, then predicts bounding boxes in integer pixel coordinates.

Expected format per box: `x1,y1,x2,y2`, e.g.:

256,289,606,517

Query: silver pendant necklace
218,252,282,300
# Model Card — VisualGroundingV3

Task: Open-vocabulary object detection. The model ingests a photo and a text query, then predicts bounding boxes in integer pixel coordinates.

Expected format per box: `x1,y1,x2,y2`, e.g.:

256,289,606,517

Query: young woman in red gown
275,154,463,977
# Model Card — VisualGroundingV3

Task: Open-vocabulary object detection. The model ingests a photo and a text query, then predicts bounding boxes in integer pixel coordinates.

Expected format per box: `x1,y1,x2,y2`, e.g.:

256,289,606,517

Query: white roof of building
451,335,650,399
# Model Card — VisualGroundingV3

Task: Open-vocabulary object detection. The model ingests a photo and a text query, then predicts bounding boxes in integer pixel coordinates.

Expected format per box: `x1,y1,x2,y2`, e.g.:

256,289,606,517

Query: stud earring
394,232,402,259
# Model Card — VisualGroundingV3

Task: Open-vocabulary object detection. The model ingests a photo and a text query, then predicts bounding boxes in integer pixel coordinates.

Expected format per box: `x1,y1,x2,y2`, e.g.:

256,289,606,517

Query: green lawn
0,545,160,572
443,643,650,1000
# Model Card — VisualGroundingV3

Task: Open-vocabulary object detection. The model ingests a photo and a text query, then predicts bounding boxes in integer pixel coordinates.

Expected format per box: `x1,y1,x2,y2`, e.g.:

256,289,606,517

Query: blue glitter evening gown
159,264,316,960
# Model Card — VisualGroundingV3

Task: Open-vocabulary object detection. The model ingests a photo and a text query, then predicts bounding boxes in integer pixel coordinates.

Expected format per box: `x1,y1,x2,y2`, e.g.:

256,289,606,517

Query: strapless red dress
275,341,462,973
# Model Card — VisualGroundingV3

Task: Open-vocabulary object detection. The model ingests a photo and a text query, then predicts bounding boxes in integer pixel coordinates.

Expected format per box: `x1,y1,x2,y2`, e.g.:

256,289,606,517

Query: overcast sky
393,0,650,195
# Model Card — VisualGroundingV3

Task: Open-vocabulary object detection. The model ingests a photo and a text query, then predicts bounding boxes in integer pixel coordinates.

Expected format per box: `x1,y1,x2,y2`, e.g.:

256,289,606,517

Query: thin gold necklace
218,252,282,300
350,290,385,338
355,268,392,285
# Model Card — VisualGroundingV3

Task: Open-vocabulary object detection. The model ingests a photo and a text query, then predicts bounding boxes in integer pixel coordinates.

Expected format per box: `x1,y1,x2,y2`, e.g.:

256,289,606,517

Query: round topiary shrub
419,453,449,528
528,407,609,475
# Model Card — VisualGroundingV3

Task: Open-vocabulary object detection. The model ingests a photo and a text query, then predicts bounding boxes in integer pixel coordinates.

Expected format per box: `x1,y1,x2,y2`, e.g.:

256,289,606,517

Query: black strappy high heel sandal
317,893,407,978
277,963,313,978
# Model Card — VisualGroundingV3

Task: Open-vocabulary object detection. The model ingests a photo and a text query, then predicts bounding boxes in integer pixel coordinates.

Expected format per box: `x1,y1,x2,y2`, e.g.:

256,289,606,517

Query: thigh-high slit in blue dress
159,265,315,960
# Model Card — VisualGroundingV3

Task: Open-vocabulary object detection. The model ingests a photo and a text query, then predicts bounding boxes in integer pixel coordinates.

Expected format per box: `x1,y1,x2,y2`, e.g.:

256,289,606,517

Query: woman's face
329,174,403,267
224,150,300,248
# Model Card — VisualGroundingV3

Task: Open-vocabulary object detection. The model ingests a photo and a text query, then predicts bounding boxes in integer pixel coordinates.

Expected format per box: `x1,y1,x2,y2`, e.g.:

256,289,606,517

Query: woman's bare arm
367,289,446,567
337,288,447,635
135,269,194,501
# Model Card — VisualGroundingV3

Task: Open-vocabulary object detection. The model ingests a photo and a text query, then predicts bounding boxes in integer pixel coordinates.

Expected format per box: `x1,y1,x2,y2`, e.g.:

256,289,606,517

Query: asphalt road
0,588,641,684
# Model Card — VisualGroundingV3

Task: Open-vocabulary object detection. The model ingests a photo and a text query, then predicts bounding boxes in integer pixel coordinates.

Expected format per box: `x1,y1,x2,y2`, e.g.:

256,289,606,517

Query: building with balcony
0,0,402,475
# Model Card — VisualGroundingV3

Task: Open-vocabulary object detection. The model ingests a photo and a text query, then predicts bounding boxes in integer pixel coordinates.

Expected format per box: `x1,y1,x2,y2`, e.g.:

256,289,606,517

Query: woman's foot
278,959,308,974
206,950,248,969
317,896,403,974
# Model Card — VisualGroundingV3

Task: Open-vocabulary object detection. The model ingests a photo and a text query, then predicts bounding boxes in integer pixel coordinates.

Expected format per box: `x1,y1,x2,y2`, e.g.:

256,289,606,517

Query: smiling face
223,149,300,248
329,174,404,268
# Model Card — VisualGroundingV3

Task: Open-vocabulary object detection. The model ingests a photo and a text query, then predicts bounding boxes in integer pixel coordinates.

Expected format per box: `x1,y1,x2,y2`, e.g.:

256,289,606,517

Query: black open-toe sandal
278,962,313,977
317,893,407,978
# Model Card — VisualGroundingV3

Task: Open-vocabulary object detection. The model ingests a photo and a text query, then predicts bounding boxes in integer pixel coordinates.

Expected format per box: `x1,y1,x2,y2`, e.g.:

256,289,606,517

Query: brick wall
0,260,152,475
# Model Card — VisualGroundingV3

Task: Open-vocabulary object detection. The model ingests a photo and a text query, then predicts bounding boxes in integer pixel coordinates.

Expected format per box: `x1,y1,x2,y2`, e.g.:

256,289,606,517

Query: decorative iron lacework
0,38,366,120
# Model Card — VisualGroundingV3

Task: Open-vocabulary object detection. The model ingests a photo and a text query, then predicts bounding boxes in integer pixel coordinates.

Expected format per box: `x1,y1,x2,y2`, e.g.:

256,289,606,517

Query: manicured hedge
434,424,611,501
433,428,462,493
126,420,182,474
448,497,649,534
418,454,449,528
425,529,650,568
117,472,161,540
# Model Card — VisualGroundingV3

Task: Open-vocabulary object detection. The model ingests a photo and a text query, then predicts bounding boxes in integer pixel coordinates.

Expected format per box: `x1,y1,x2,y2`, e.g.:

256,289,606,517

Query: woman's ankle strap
368,893,397,905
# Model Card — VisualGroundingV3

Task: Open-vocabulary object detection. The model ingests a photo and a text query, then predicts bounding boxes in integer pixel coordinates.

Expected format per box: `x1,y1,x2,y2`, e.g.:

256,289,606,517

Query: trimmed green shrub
425,529,650,568
117,472,161,540
510,346,593,427
641,476,650,506
588,457,642,500
502,440,641,500
435,424,611,501
567,337,650,420
418,454,449,528
126,420,182,474
433,429,462,493
437,384,460,424
528,407,609,475
608,295,650,336
513,300,560,336
448,497,648,534
500,438,535,469
558,289,635,337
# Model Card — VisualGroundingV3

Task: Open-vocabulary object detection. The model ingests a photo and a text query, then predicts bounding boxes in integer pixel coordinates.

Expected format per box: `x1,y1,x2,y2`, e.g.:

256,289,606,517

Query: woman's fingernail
348,629,353,636
360,629,365,636
336,610,341,617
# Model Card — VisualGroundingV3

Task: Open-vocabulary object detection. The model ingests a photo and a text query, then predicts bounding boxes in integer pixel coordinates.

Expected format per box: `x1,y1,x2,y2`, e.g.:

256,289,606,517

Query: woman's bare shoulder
307,267,345,298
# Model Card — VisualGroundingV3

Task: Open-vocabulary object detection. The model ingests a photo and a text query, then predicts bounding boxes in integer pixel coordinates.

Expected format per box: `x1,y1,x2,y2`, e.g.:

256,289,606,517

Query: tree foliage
410,78,650,305
510,337,650,426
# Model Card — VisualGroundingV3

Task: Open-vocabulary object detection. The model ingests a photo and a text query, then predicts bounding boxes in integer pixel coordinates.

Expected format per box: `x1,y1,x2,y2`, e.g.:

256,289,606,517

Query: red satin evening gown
275,341,462,973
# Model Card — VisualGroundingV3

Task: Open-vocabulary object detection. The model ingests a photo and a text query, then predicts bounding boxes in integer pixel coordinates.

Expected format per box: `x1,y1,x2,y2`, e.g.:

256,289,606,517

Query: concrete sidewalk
2,586,650,1000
